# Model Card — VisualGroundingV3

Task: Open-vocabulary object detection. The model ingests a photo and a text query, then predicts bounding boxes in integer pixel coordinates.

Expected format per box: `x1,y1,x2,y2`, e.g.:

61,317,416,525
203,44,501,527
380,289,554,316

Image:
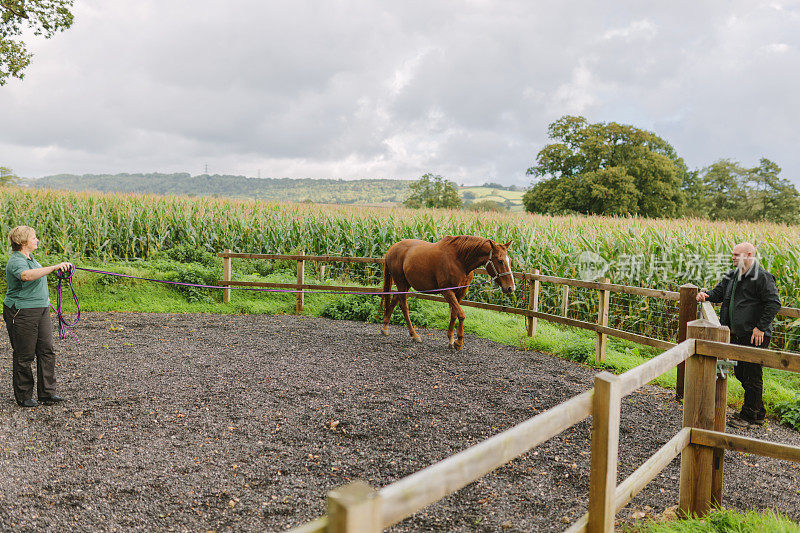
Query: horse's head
486,240,516,295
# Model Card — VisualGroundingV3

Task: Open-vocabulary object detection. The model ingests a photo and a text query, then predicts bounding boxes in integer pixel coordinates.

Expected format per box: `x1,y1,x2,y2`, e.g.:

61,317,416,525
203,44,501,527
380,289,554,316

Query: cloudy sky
1,1,799,187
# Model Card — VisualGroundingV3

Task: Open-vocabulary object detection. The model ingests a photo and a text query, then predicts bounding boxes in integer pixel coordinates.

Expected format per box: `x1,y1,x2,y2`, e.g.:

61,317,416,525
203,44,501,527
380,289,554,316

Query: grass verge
622,508,800,532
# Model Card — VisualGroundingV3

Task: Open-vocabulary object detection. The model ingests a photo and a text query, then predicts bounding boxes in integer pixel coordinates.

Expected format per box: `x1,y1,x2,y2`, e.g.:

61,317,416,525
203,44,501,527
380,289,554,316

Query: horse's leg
442,290,466,350
443,289,457,348
447,308,457,349
381,294,401,335
398,294,421,342
451,278,472,350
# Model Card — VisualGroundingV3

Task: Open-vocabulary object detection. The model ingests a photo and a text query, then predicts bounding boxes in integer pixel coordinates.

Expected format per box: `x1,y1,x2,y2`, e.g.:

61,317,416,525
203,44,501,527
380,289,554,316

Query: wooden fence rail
218,251,800,396
218,251,800,399
217,253,688,358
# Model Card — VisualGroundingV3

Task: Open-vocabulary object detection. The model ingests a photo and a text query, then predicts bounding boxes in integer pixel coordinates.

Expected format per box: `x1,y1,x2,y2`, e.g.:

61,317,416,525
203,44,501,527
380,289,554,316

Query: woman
3,226,72,407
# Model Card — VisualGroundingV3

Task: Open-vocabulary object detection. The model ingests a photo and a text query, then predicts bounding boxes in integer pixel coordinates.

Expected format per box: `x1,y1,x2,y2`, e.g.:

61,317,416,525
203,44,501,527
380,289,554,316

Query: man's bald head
732,242,757,272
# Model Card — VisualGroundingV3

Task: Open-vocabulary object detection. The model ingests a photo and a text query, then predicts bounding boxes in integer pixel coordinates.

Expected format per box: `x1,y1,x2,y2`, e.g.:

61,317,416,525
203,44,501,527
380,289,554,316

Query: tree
0,165,18,185
688,158,800,224
1,0,74,85
680,169,706,218
522,115,687,217
747,158,800,225
403,173,463,209
466,199,505,212
698,159,750,221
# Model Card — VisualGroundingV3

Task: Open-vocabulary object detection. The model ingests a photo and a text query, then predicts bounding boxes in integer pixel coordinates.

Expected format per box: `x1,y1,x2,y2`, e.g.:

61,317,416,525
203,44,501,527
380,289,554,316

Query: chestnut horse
380,236,515,350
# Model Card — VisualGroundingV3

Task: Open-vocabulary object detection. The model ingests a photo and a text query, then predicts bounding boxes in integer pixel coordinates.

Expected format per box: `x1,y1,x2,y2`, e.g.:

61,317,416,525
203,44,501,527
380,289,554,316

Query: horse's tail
379,261,392,318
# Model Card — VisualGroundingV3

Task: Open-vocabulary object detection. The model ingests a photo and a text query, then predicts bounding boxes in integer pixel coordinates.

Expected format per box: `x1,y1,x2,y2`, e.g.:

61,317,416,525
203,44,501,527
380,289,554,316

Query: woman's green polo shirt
4,252,50,309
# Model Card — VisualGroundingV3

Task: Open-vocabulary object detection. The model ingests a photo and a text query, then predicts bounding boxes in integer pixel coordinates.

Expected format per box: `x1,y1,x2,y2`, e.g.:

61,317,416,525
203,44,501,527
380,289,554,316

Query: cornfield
3,186,800,349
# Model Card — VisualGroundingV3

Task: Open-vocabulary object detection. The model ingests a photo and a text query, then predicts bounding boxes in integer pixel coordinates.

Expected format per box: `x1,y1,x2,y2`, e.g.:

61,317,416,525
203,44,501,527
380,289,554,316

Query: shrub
162,244,217,267
775,395,800,431
321,294,431,327
466,200,505,212
168,263,218,303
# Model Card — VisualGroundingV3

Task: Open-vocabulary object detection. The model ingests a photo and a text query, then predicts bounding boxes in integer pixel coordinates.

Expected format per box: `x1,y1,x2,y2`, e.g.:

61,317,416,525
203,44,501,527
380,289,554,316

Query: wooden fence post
222,249,232,304
676,284,699,399
678,319,723,518
320,264,326,280
711,339,731,507
327,481,381,533
587,371,622,533
561,285,570,317
296,251,305,314
596,277,610,363
527,268,540,337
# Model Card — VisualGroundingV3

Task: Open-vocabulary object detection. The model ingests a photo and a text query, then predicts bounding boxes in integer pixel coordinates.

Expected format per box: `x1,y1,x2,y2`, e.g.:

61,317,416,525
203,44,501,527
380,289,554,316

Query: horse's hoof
412,335,422,343
454,343,463,351
381,327,389,335
448,343,456,350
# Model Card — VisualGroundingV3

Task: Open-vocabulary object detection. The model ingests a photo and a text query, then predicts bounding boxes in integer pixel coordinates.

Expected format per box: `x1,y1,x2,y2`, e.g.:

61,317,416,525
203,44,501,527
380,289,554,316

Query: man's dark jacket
705,263,782,340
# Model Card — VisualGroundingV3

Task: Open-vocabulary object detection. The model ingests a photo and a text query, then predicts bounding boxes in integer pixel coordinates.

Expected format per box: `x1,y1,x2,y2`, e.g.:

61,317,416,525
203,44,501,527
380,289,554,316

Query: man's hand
751,327,765,347
696,291,709,302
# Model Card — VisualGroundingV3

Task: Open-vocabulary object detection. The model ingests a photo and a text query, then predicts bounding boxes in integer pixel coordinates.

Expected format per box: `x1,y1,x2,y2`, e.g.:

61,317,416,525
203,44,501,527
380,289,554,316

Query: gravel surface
0,312,798,532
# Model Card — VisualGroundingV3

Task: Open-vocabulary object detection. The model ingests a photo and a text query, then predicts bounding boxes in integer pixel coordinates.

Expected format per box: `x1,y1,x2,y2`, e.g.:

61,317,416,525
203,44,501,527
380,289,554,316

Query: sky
1,1,799,187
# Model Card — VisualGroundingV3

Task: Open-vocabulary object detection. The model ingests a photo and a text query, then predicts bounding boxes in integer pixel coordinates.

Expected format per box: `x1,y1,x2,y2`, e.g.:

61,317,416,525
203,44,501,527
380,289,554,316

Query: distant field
459,186,525,211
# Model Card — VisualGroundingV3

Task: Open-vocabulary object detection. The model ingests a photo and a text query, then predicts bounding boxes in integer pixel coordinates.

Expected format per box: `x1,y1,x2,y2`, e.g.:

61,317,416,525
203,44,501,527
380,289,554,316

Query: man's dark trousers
3,305,56,404
731,333,767,421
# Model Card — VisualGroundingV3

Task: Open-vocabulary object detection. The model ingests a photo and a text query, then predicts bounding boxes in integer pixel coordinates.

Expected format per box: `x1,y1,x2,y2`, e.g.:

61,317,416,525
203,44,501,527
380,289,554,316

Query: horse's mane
442,235,489,264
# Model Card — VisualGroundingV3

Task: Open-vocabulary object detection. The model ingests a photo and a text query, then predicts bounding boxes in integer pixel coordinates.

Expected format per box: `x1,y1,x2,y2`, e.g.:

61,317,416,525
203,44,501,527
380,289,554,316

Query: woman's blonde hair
8,226,36,252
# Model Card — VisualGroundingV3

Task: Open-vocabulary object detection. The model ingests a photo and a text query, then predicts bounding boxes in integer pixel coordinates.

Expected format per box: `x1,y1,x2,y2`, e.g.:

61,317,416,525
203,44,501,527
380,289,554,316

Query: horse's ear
504,240,512,249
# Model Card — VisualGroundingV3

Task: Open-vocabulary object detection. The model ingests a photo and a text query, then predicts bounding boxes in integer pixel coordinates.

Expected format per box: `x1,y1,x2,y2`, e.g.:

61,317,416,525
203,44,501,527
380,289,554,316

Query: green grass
623,508,800,532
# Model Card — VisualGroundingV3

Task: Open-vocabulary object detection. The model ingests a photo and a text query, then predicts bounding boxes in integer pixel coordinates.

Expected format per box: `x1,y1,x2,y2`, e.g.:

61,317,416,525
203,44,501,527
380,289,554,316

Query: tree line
521,115,799,224
403,115,799,223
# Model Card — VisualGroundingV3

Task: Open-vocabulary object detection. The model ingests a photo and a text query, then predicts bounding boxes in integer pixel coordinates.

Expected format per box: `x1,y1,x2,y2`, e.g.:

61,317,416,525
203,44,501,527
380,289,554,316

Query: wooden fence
285,322,800,533
218,251,800,361
215,252,800,532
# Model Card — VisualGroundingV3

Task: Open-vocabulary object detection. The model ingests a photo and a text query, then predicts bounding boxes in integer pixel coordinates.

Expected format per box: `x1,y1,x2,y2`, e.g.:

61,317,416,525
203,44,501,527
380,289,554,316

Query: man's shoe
39,395,66,405
728,416,751,428
17,398,38,408
728,412,764,428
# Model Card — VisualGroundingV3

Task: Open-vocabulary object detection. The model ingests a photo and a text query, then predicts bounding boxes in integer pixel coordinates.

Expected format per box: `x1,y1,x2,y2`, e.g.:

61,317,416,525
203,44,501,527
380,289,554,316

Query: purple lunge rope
50,266,515,340
74,267,493,296
52,265,80,340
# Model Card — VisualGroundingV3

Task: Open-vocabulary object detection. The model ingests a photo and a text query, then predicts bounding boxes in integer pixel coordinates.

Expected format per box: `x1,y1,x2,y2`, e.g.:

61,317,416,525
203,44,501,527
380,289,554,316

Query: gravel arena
1,312,799,532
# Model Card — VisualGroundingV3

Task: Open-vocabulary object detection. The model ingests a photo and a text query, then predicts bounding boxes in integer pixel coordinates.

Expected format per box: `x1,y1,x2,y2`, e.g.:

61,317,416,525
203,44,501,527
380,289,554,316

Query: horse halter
485,248,514,283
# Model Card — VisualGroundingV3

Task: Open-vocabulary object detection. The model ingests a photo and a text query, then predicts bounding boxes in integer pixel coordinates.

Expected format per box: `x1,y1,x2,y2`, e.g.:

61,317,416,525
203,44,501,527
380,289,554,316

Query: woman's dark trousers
3,305,56,404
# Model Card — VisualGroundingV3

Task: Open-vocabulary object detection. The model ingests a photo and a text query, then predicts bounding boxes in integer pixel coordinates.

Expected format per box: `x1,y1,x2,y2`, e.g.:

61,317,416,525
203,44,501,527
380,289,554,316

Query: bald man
696,242,781,428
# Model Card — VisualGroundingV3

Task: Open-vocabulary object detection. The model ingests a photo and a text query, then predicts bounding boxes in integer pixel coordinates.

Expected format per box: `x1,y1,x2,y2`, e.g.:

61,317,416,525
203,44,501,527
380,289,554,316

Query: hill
28,173,527,210
30,173,412,205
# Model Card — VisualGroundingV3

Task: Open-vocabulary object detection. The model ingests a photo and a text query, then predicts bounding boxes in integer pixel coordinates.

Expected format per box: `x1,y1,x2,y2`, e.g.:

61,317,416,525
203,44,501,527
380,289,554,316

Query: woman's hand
53,262,73,273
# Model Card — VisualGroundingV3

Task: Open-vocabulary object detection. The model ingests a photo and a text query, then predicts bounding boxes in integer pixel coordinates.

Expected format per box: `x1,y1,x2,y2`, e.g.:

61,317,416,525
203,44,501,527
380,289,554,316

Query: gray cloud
0,0,798,187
